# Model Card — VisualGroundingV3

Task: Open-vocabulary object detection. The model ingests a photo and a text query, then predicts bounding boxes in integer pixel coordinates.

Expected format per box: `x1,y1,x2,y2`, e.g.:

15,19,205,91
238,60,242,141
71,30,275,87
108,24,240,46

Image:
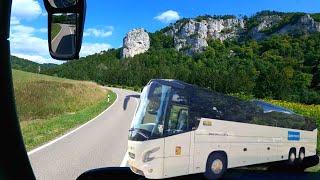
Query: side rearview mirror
44,0,86,60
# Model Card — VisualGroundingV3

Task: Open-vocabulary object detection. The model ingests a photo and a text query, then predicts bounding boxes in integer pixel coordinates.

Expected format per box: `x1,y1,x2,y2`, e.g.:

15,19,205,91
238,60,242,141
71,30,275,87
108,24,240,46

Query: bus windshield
129,82,172,141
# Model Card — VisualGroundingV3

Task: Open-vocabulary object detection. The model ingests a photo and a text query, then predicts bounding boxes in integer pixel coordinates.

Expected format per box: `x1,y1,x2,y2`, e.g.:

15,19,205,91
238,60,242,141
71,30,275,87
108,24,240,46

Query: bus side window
177,109,188,131
167,106,189,135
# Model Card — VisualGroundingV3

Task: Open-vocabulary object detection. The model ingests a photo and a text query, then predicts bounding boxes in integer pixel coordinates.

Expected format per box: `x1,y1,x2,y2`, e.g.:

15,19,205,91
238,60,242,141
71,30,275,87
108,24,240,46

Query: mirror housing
43,0,86,60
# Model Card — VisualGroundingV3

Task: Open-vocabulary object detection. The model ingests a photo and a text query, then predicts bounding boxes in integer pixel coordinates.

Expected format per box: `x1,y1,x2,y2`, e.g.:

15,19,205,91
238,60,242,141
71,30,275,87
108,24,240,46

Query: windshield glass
129,82,172,141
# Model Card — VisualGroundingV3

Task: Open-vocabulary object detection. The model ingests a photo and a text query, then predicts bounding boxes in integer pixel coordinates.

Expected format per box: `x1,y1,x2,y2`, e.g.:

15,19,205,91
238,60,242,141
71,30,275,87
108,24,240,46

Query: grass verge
21,91,116,151
306,163,320,172
12,70,117,151
107,84,142,93
13,70,108,121
51,23,62,41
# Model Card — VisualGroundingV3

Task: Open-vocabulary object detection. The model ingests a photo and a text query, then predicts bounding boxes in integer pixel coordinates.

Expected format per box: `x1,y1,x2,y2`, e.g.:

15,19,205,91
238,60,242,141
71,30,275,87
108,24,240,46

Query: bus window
177,109,188,131
166,105,189,135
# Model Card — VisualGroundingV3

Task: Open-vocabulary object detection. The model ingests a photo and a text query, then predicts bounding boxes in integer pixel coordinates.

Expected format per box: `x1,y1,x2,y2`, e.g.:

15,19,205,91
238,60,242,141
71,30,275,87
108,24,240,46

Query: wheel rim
300,152,305,160
211,159,223,174
290,152,295,162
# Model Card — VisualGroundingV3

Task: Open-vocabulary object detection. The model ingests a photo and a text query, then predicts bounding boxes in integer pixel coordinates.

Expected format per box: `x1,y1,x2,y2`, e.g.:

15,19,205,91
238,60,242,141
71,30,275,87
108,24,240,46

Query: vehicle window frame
163,88,192,137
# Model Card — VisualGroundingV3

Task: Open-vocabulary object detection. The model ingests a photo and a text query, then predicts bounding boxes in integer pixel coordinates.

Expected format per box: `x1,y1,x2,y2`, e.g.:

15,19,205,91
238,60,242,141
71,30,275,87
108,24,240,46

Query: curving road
51,23,75,56
28,88,139,180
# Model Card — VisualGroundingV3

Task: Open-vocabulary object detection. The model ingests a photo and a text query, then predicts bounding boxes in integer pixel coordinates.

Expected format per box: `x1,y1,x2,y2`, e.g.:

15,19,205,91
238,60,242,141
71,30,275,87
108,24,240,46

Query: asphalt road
28,87,139,180
51,23,75,56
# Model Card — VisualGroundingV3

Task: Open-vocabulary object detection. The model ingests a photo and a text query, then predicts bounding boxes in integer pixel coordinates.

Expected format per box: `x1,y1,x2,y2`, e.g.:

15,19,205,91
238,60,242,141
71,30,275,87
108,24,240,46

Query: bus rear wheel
294,148,306,172
288,148,296,165
297,148,305,163
204,153,227,180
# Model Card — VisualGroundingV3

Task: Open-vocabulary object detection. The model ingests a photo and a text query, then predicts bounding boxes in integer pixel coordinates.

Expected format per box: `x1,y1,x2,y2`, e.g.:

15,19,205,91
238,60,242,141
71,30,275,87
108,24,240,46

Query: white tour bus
127,79,318,180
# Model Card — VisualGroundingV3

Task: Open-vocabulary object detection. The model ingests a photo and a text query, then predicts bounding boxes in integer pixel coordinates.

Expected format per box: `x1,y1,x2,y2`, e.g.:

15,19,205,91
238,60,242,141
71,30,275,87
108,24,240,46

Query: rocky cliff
121,28,150,58
122,13,320,56
165,18,244,54
276,14,320,35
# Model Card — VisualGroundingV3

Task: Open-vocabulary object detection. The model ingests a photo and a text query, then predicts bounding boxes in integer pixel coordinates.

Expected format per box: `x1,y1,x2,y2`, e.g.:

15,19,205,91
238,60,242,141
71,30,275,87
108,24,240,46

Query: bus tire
297,147,305,163
288,148,296,165
204,152,227,180
294,147,306,172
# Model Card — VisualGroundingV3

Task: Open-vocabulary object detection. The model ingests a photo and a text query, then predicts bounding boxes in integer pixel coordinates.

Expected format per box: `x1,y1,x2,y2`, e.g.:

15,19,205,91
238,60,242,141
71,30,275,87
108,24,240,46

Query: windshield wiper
136,130,149,140
130,127,150,140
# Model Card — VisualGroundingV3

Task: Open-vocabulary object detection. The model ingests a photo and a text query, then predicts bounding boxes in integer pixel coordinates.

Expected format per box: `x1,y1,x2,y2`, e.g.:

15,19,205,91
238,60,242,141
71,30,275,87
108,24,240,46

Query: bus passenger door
163,107,191,178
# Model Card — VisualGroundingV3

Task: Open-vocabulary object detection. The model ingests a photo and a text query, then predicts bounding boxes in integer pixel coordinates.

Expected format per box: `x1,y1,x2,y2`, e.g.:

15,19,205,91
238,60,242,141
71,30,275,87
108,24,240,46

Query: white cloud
11,0,42,22
10,23,112,64
9,24,60,64
154,10,180,23
84,28,113,37
10,17,20,25
105,26,114,31
38,28,48,33
80,43,112,57
11,25,35,36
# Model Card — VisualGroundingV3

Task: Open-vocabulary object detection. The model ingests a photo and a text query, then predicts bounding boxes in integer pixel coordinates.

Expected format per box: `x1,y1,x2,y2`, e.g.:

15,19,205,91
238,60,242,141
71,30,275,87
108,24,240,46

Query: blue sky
10,0,320,64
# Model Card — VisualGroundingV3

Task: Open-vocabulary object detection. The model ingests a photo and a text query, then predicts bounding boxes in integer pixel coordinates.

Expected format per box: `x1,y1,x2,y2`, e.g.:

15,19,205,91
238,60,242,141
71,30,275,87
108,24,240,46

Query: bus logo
175,146,181,155
203,121,212,126
288,131,300,141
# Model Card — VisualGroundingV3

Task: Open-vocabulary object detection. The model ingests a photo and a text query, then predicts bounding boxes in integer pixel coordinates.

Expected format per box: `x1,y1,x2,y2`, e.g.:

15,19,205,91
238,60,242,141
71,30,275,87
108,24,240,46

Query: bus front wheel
204,153,227,180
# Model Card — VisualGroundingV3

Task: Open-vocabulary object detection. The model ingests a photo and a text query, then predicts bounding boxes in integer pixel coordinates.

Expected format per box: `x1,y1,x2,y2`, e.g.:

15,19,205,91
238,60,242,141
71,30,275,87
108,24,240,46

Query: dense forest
42,31,320,104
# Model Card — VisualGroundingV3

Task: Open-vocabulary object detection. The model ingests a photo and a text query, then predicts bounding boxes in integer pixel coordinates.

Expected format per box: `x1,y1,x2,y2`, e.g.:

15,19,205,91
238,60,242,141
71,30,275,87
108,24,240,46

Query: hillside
121,11,320,58
39,11,320,105
13,69,107,121
161,11,320,55
11,56,58,73
12,69,116,150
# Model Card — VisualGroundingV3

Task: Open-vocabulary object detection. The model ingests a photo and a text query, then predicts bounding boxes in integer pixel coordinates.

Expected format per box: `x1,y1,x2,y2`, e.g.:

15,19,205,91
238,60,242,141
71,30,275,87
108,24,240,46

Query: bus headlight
142,147,160,163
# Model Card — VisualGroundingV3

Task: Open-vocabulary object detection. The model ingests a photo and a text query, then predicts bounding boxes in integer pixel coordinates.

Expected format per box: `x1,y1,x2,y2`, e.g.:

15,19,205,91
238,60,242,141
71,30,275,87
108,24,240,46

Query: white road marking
120,151,129,167
69,26,73,34
119,89,140,167
69,26,75,53
51,24,63,44
28,91,118,155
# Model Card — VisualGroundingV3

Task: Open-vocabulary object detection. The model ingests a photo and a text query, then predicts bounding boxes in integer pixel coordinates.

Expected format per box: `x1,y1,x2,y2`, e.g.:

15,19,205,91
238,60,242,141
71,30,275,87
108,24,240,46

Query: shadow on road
171,169,320,180
55,34,75,55
77,156,319,180
77,166,320,180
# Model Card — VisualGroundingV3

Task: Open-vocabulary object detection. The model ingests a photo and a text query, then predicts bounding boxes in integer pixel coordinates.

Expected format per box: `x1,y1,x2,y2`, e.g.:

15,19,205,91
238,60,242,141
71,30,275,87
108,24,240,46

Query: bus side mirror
43,0,86,60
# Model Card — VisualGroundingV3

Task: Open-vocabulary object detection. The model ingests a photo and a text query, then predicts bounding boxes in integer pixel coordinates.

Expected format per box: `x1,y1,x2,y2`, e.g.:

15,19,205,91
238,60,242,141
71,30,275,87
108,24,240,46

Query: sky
10,0,320,64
